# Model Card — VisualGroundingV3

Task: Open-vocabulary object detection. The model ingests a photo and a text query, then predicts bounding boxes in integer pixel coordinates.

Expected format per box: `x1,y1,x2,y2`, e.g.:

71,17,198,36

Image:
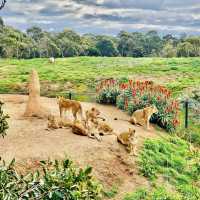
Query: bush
118,81,180,132
0,159,103,199
96,79,120,104
0,101,9,137
96,79,180,132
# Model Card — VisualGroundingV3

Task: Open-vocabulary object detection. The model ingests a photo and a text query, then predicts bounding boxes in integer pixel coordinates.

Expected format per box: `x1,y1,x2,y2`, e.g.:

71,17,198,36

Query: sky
0,0,200,35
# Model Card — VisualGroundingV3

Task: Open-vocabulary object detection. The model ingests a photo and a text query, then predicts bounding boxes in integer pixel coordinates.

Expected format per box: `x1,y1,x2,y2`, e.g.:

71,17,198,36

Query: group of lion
47,96,158,156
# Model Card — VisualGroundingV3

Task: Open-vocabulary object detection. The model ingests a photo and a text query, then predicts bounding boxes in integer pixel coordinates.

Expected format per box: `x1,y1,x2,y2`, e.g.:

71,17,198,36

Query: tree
1,18,200,59
118,31,146,57
0,0,6,10
177,42,193,57
96,38,118,56
0,17,4,28
27,26,44,42
162,42,177,58
186,37,200,56
144,30,163,56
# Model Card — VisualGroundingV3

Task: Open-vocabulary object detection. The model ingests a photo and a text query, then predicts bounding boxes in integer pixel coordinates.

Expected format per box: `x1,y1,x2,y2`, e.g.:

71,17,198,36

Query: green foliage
0,159,103,199
96,38,118,57
124,187,181,200
0,57,200,96
97,79,180,132
119,81,179,132
162,42,177,58
176,129,200,147
124,188,147,200
96,79,120,104
0,101,9,137
96,88,120,104
103,185,118,199
0,18,200,58
138,137,200,199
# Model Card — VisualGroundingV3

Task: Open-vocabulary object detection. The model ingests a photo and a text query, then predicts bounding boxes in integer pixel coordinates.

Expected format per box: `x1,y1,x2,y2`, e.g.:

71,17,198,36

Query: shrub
96,79,120,104
0,159,103,199
118,81,180,132
0,101,9,137
96,79,180,132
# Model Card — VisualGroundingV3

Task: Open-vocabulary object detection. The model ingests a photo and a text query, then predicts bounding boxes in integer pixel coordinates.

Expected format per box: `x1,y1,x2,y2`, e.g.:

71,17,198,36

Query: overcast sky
0,0,200,35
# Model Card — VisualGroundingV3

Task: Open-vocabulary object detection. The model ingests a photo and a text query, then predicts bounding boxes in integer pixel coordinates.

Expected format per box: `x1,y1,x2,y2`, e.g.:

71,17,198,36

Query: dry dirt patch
0,94,159,199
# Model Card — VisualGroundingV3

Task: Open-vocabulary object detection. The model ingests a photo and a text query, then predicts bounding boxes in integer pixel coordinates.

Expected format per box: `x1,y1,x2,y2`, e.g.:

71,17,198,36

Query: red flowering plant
117,80,180,132
96,79,180,132
96,78,120,104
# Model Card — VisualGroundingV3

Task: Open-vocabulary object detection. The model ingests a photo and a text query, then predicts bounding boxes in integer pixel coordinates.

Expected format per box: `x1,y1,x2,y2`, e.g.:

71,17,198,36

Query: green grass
0,57,200,96
124,187,182,200
137,136,200,199
0,57,199,199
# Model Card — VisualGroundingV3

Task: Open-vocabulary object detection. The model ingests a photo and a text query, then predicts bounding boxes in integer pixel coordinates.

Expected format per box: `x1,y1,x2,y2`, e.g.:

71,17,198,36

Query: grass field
0,57,200,96
0,57,199,199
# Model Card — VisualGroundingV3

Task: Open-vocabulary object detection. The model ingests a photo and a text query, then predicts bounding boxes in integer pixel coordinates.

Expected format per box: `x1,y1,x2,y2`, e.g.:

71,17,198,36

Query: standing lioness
57,96,83,121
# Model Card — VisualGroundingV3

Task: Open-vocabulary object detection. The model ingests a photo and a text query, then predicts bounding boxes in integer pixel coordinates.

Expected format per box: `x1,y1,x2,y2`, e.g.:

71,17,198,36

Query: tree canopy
0,17,200,58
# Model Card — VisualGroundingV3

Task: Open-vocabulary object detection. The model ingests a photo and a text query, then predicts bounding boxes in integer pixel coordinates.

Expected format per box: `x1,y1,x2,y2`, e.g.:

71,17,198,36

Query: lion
97,121,116,136
72,120,88,136
47,115,73,130
47,115,60,129
130,105,158,130
114,105,158,130
85,107,105,127
72,120,101,141
57,96,83,121
117,128,137,156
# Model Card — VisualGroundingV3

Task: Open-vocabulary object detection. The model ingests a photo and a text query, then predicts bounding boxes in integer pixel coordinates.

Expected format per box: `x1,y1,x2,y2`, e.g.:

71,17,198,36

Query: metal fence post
185,100,189,129
69,92,72,100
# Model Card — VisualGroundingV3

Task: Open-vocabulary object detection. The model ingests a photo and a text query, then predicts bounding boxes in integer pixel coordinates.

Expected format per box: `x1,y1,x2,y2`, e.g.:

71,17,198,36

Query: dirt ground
0,94,159,199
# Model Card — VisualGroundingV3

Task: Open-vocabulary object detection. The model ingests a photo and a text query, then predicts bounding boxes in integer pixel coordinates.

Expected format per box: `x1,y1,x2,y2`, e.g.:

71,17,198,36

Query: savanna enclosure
0,57,199,200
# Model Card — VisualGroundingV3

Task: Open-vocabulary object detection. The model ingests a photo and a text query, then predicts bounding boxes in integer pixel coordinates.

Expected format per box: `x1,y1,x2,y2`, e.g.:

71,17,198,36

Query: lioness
97,121,115,136
117,128,137,156
85,107,105,127
72,120,88,136
72,120,101,141
47,115,73,130
130,105,158,130
57,96,83,121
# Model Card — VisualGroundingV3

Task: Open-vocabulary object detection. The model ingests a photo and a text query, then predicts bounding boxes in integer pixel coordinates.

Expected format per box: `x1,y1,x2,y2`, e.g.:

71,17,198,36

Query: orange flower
129,79,133,86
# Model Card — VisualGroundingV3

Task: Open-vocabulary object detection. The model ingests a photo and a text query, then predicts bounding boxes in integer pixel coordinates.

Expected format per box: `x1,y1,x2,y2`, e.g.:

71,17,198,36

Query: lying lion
72,120,102,141
47,115,73,130
85,107,105,127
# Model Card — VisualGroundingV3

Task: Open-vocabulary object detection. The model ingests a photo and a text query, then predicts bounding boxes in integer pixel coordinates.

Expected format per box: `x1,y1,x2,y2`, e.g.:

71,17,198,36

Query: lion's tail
114,117,129,122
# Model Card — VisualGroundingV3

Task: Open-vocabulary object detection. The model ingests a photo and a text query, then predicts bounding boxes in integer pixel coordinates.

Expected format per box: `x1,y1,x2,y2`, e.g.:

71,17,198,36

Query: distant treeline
0,17,200,59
